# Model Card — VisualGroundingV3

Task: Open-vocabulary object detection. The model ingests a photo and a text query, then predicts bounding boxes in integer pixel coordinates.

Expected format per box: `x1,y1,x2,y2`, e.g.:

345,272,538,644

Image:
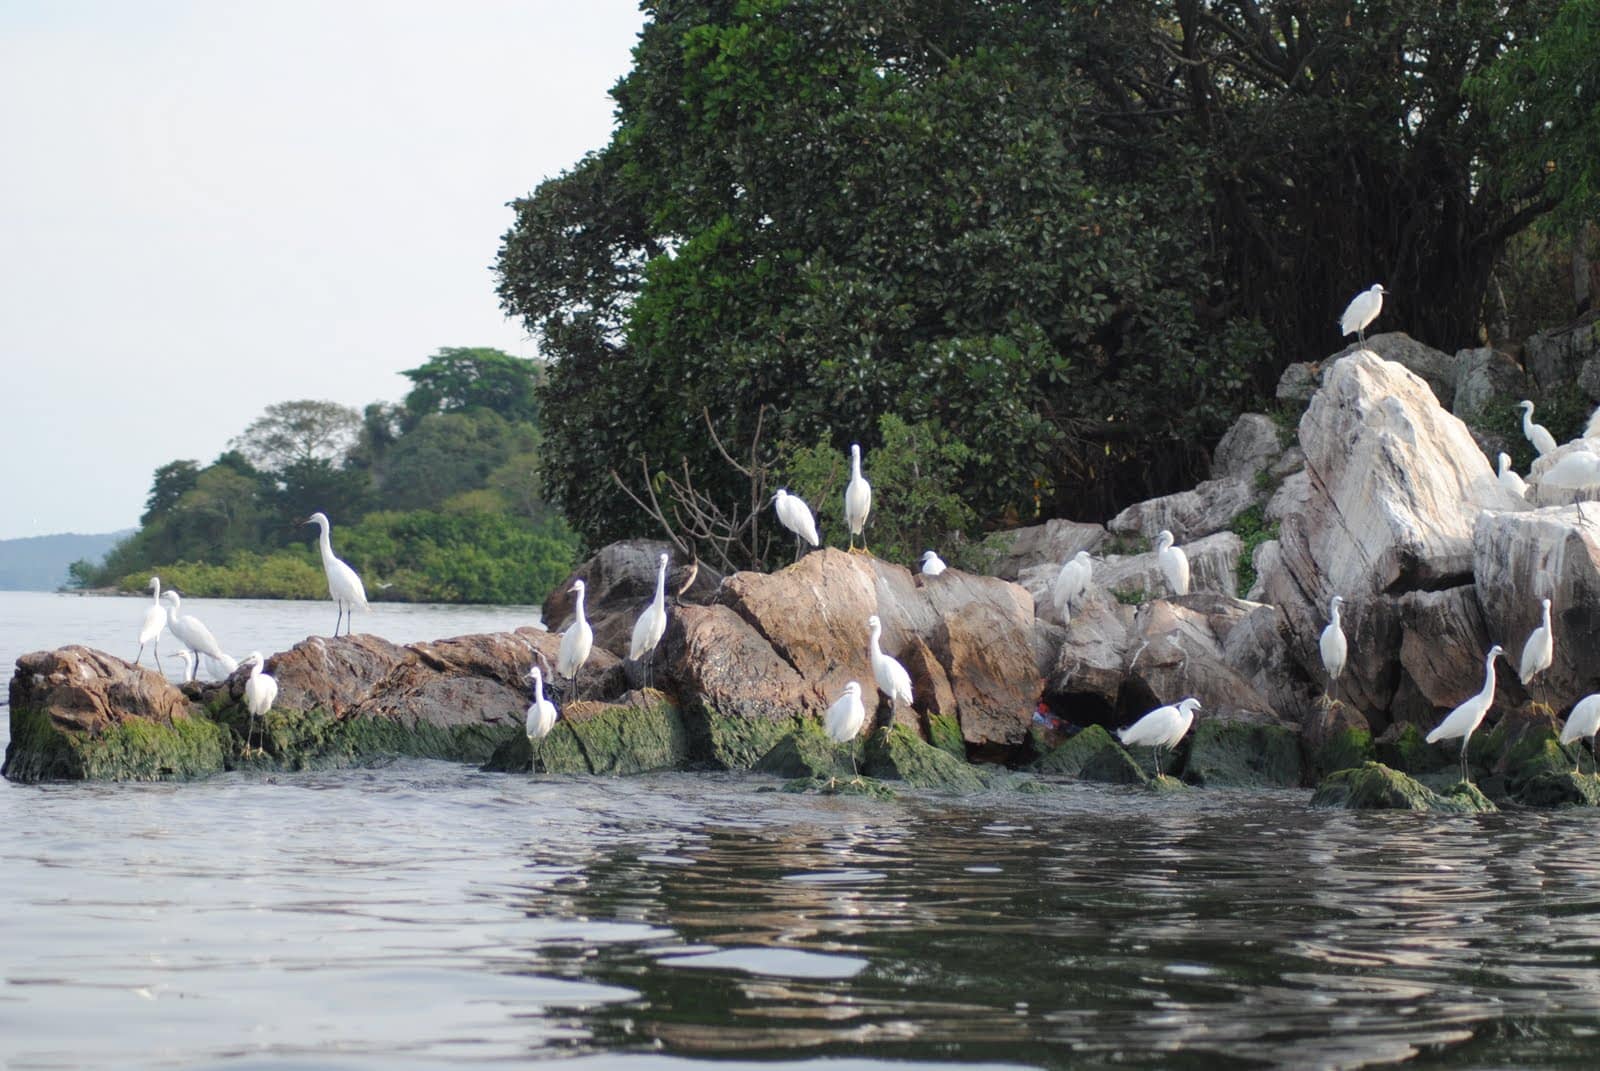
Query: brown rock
661,604,809,723
264,634,409,716
9,646,192,735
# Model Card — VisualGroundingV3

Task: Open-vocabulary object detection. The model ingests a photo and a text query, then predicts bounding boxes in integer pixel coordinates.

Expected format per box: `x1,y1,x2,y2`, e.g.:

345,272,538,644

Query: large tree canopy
498,0,1568,562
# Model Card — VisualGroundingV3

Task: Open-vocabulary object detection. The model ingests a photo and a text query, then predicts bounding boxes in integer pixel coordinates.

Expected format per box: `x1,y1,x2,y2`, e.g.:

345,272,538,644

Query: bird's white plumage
1339,284,1387,340
1497,453,1527,498
920,550,947,576
1519,597,1554,686
243,652,278,719
162,591,227,675
773,489,821,548
1155,530,1190,597
1427,644,1504,744
629,553,670,661
1519,400,1558,457
1053,551,1093,622
1320,595,1347,684
1118,697,1200,749
844,444,872,542
557,580,594,680
169,650,196,682
307,511,368,634
824,681,867,745
866,614,914,708
1561,694,1600,746
525,666,558,743
136,576,166,666
211,652,239,677
1538,449,1600,491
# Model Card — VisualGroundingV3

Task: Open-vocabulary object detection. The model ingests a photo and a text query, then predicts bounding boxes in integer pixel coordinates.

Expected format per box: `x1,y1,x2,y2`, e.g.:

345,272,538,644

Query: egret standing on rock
844,444,873,553
1320,595,1347,703
1518,400,1558,458
1426,644,1504,786
1519,597,1554,710
1339,284,1387,346
920,550,947,577
558,579,594,701
866,614,914,715
1118,697,1200,779
825,680,867,777
135,576,167,669
241,651,277,755
1497,453,1528,499
525,665,559,758
304,512,368,637
161,591,230,681
630,553,670,687
1561,694,1600,772
1154,530,1190,597
1536,448,1600,526
1054,551,1093,623
772,489,820,561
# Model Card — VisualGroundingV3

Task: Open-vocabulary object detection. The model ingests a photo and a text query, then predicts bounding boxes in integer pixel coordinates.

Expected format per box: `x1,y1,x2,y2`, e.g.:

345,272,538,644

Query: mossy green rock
547,692,689,775
780,775,897,799
866,726,988,792
756,722,861,779
1031,725,1122,776
1310,726,1374,779
684,701,798,770
4,703,226,783
1375,722,1454,776
1080,741,1150,785
251,706,519,772
1185,719,1302,787
1311,762,1496,813
1148,773,1190,793
1517,770,1600,807
927,713,966,759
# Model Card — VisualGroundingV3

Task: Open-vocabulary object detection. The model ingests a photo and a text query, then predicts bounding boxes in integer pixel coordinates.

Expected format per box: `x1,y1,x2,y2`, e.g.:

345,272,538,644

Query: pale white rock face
1095,531,1244,601
1107,476,1258,543
1473,506,1600,714
981,518,1106,582
1212,413,1282,482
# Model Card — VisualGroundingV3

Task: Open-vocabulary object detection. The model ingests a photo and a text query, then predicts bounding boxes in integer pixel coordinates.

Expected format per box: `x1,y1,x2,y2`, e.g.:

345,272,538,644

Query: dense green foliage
77,348,577,604
498,0,1577,567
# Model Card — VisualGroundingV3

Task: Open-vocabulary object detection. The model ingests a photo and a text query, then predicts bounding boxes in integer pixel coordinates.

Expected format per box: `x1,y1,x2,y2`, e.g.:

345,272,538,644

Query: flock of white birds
120,284,1600,783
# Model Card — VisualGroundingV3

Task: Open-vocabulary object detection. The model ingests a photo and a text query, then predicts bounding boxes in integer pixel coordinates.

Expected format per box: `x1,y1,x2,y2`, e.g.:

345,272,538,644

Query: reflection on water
4,765,1600,1069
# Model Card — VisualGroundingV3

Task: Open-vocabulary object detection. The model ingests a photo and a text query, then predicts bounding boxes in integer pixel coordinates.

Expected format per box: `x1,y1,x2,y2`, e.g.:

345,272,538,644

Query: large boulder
1212,413,1283,482
979,519,1106,582
1452,347,1527,419
1107,478,1258,543
1330,333,1460,406
1523,310,1600,393
1093,531,1244,601
543,539,721,658
1262,349,1523,722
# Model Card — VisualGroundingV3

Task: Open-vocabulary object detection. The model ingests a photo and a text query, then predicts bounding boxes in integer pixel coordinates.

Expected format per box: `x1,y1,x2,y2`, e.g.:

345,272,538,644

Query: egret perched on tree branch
920,550,947,576
1118,697,1200,779
1519,597,1554,711
630,552,669,687
304,512,368,636
1339,284,1387,346
844,443,873,553
866,615,914,715
1497,453,1527,499
824,680,867,779
1320,595,1347,704
241,651,277,755
135,576,167,669
1561,694,1600,773
1426,644,1504,786
1155,530,1190,597
558,579,594,701
1518,400,1558,458
1054,551,1093,623
772,489,820,561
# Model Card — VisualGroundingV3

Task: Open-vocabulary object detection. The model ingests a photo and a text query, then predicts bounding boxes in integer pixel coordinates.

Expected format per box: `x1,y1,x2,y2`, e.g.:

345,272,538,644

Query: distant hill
0,530,133,591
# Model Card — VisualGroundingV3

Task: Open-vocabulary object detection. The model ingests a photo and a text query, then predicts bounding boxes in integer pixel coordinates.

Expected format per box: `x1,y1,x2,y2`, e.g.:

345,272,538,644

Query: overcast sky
0,1,646,540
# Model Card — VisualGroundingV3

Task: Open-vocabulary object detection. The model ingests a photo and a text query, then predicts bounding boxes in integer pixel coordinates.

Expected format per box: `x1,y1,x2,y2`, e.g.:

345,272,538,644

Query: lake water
5,592,1600,1069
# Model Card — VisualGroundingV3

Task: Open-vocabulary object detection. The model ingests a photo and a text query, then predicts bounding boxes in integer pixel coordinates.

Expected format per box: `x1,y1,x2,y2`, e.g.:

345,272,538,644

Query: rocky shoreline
10,330,1600,811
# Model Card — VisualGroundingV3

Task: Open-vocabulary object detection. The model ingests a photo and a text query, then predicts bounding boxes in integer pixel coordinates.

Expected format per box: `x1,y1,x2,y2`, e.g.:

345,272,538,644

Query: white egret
1154,529,1190,597
629,552,670,686
1560,694,1600,772
241,651,277,755
1426,643,1504,786
1519,597,1554,710
824,680,867,777
1518,400,1558,458
161,591,229,681
212,651,239,676
1053,551,1093,623
525,665,559,753
1496,453,1527,499
304,511,368,637
557,579,594,701
844,443,873,553
772,488,820,560
866,614,914,712
1320,595,1347,702
1339,284,1387,346
135,576,167,668
920,550,947,576
168,650,196,683
1118,697,1201,779
1536,448,1600,526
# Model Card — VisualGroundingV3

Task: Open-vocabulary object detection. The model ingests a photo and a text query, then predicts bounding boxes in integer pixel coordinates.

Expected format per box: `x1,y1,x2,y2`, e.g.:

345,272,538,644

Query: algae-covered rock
756,721,861,780
865,726,988,791
1184,718,1302,787
1031,725,1122,776
1517,770,1600,807
1375,721,1452,775
1309,723,1374,780
780,775,897,799
926,712,966,759
536,691,688,775
1310,762,1496,813
1080,742,1150,785
1149,773,1190,793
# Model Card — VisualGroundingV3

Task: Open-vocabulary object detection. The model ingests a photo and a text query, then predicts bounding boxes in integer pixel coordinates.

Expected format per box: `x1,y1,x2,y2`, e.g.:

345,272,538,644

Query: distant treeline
74,348,578,604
